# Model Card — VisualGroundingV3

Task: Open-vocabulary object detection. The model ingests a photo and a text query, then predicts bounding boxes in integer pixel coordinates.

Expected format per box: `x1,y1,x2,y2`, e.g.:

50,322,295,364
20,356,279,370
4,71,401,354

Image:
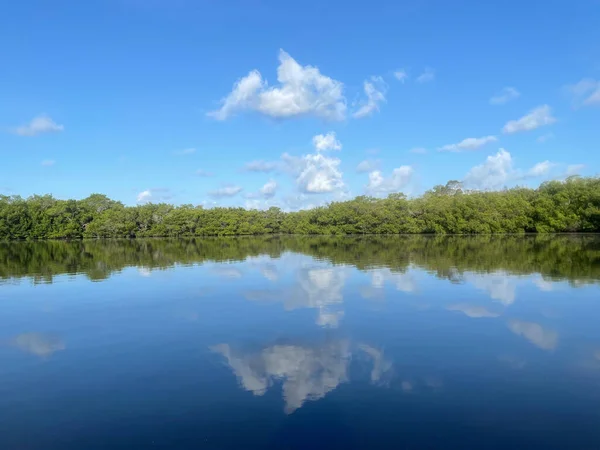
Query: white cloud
366,166,414,194
566,164,585,176
41,159,55,167
438,135,497,152
137,190,152,203
136,188,173,204
465,271,516,305
508,320,558,351
462,149,513,190
356,159,380,173
533,276,555,292
244,160,279,173
447,304,500,318
209,185,243,198
208,49,346,121
11,333,66,357
489,87,520,105
502,105,556,134
259,179,278,199
212,340,351,413
212,265,243,279
370,269,417,293
416,68,435,83
195,169,213,177
394,69,408,83
410,147,427,154
463,148,566,190
284,152,344,194
353,76,386,119
175,147,196,155
526,161,555,177
13,115,64,136
566,78,600,107
312,132,342,152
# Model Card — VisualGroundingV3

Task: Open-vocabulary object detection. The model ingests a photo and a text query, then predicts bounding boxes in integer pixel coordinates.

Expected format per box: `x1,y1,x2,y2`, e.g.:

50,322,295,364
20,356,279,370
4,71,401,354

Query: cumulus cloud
11,333,66,357
526,161,555,177
208,50,346,121
465,271,516,305
508,320,558,351
370,269,417,293
41,159,55,167
353,76,386,119
209,185,243,198
489,87,520,105
566,78,600,107
284,152,344,194
416,68,435,83
259,179,278,199
463,149,567,190
447,304,500,318
244,160,279,173
312,132,342,152
366,166,414,194
356,159,380,173
438,135,497,152
136,188,173,204
394,69,408,83
502,105,556,134
13,115,64,136
137,190,152,203
212,340,351,414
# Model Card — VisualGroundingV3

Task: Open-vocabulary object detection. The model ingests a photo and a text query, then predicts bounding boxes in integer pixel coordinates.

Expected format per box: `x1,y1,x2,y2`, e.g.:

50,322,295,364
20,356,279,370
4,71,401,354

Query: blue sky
1,0,599,209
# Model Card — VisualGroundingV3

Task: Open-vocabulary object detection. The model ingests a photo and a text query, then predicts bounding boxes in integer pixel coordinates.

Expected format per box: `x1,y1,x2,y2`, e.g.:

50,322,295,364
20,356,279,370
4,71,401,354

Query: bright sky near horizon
1,0,599,210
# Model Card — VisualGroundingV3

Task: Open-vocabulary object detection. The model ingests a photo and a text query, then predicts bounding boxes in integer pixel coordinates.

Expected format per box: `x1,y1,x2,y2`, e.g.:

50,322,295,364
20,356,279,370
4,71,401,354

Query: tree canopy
1,177,599,239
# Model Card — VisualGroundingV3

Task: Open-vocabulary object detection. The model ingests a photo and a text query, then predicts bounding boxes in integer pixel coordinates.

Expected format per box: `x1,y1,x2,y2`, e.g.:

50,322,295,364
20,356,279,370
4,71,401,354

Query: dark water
1,236,600,449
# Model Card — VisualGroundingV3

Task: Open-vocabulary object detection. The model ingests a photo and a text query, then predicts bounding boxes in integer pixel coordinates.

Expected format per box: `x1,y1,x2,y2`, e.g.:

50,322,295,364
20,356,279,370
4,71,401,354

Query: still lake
1,235,600,449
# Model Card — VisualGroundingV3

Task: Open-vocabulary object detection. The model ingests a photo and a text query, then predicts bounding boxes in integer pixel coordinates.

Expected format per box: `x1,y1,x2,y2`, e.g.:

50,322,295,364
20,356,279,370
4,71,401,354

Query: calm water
1,236,600,449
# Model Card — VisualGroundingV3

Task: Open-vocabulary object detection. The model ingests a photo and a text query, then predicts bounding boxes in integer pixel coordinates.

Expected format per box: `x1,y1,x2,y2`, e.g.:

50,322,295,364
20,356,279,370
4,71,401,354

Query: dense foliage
1,177,599,239
1,235,599,285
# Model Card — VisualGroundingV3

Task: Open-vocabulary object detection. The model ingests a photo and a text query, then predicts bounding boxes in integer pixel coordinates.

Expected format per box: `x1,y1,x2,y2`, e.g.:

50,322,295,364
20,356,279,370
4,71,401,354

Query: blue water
0,237,599,449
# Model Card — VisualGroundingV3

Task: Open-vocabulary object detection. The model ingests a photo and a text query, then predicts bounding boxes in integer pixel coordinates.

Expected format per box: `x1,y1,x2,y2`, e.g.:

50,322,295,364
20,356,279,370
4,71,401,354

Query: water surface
1,236,600,449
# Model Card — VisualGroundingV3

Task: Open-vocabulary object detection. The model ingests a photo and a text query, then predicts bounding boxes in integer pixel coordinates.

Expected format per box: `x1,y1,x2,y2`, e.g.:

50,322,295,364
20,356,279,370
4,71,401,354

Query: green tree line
1,177,599,239
1,235,599,285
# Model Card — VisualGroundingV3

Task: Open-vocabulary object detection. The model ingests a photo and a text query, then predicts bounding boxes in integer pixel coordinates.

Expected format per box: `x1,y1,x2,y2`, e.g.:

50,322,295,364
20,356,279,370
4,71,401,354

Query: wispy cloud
565,78,600,107
356,159,380,173
536,133,554,143
209,185,243,198
438,135,497,152
416,68,435,83
243,160,279,173
195,169,213,177
13,115,64,136
409,147,427,154
502,105,556,134
353,76,386,119
41,159,55,167
489,87,520,105
393,69,408,83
